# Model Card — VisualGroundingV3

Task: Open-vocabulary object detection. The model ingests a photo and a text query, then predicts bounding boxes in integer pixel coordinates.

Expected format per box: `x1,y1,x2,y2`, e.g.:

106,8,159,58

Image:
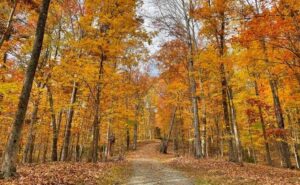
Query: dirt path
125,141,194,185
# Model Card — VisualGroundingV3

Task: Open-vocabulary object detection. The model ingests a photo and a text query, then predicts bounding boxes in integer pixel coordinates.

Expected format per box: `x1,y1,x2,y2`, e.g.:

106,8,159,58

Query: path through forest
125,141,194,185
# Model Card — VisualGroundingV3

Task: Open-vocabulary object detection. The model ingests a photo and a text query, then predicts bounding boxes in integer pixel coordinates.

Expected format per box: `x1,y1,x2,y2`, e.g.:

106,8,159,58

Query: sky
138,0,170,76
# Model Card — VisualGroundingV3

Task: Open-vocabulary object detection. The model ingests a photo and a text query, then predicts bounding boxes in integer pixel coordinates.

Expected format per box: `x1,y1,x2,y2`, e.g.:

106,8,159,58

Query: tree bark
133,109,138,150
126,126,130,150
160,107,177,154
228,87,243,164
214,116,223,157
199,70,207,157
105,120,111,160
287,112,300,168
42,137,49,163
247,117,256,163
269,79,291,168
91,53,104,162
75,132,80,162
1,0,51,178
220,63,235,162
23,101,39,163
61,81,78,161
180,0,202,159
47,85,59,161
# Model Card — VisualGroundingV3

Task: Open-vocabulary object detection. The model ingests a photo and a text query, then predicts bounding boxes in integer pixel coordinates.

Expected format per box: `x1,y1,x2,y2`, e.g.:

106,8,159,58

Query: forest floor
125,141,300,185
1,141,300,185
0,161,131,185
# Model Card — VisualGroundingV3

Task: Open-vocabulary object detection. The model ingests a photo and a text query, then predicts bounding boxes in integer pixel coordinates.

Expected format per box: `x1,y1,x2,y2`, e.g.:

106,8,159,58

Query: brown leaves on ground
0,161,131,185
169,157,300,185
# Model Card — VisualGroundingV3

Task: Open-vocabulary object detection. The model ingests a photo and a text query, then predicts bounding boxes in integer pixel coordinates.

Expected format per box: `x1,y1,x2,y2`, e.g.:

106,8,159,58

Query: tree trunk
160,107,177,154
47,85,59,161
173,120,179,156
287,112,300,168
61,81,78,161
57,110,62,132
188,59,202,158
1,0,51,178
247,116,256,163
42,138,48,163
199,70,207,157
254,80,272,165
220,63,235,162
91,106,100,162
91,55,104,163
181,0,202,158
133,120,138,150
214,116,221,156
105,121,111,160
228,87,243,164
75,132,80,162
269,79,291,168
23,101,39,163
215,9,236,162
126,126,130,150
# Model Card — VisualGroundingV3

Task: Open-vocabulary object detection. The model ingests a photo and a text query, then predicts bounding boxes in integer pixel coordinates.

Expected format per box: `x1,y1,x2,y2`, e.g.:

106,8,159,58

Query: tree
1,0,51,178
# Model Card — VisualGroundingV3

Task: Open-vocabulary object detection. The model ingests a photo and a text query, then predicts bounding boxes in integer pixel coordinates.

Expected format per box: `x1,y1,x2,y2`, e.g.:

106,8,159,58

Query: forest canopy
0,0,299,183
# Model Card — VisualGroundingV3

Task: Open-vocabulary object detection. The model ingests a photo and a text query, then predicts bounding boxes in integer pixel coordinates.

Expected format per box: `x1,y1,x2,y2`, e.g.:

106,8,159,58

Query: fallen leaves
169,157,300,185
0,161,131,185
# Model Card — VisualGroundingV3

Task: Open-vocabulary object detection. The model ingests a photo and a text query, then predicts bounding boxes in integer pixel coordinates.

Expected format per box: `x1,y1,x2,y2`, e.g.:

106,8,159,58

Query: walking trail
125,141,194,185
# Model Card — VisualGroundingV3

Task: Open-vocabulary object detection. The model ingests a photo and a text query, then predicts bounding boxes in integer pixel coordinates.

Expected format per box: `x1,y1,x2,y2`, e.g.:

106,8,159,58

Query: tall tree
0,0,51,178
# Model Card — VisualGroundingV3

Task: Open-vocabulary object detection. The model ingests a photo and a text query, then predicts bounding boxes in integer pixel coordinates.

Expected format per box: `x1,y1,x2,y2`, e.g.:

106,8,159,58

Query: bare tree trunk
105,120,111,160
133,117,138,150
91,105,100,162
295,108,300,168
178,0,202,158
228,87,243,164
75,132,80,162
220,63,235,162
293,143,300,169
269,79,291,168
59,110,67,161
160,107,177,154
254,80,272,165
105,118,115,160
37,144,42,162
287,112,300,168
173,119,179,156
61,81,78,161
179,110,185,155
91,53,104,162
247,118,256,163
214,116,221,156
1,0,51,178
47,85,59,161
23,101,39,163
199,70,207,157
42,138,48,163
185,39,202,158
56,110,63,134
126,126,130,150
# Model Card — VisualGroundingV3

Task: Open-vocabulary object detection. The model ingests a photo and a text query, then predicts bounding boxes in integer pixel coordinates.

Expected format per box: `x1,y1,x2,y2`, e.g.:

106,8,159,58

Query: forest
0,0,299,184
